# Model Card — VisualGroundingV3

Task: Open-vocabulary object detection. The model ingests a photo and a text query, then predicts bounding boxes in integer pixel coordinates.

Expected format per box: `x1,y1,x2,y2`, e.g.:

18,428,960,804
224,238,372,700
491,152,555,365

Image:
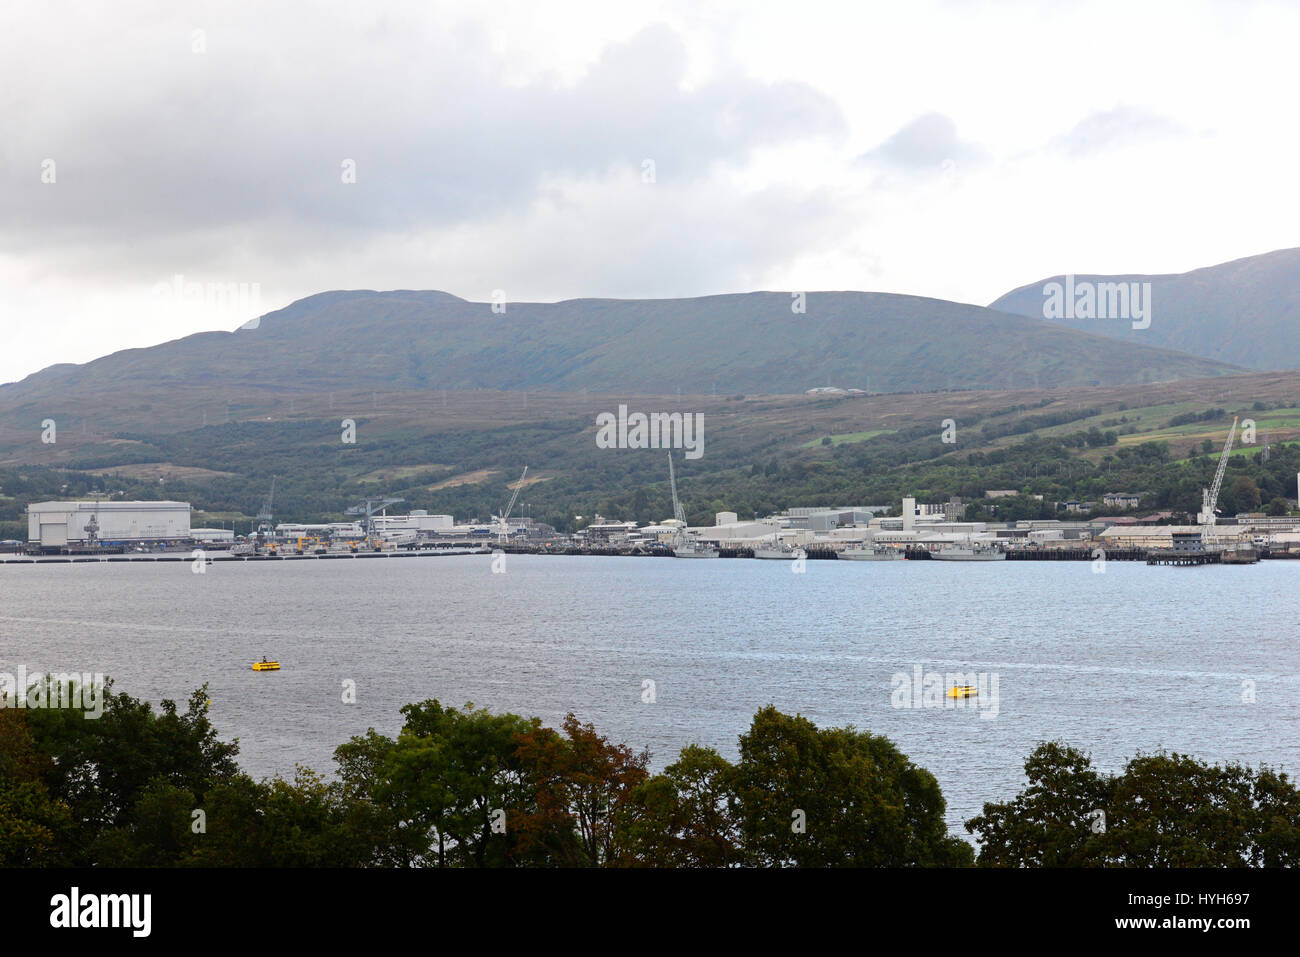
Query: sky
2,0,1298,385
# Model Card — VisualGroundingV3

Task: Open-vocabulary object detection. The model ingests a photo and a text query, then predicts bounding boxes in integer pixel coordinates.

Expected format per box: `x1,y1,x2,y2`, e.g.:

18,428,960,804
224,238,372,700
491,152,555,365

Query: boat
946,685,978,699
753,537,801,560
252,659,280,672
932,544,1005,561
753,545,800,560
840,544,905,561
673,539,719,559
666,452,718,558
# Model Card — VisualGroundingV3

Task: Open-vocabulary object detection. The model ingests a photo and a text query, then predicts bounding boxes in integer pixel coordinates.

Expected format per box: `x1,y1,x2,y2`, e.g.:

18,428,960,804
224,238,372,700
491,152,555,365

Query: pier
1145,549,1221,566
1005,548,1148,561
0,543,1286,566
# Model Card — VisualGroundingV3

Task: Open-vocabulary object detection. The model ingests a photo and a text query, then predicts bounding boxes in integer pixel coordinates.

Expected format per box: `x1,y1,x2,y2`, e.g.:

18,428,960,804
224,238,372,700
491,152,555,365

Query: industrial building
372,511,455,537
26,501,191,546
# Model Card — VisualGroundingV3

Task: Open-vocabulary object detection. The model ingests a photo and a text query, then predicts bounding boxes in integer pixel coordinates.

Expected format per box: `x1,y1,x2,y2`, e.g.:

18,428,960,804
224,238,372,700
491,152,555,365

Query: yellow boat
252,659,280,672
946,685,977,699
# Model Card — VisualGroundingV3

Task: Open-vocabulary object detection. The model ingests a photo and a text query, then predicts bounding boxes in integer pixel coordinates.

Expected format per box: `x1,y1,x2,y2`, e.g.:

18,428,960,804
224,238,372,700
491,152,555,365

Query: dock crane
255,477,277,552
346,497,405,549
83,498,101,550
1197,417,1238,539
493,467,528,544
667,452,686,545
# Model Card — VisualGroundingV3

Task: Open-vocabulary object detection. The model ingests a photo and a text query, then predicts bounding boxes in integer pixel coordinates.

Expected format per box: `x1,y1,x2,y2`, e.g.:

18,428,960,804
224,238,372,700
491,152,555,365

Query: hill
989,247,1300,370
0,289,1238,404
4,368,1300,540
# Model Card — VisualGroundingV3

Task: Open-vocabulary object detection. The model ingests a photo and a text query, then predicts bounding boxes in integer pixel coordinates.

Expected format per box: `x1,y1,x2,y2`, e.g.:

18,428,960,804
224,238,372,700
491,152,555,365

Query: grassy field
800,429,895,447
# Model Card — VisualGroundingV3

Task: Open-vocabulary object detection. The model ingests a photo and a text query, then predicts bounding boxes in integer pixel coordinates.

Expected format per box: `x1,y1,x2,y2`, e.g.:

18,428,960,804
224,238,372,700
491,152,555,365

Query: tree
968,744,1300,867
0,711,75,866
24,681,238,862
512,713,649,866
965,742,1110,867
1223,475,1261,514
732,706,972,867
334,701,535,867
1098,753,1300,867
188,768,382,867
617,745,743,867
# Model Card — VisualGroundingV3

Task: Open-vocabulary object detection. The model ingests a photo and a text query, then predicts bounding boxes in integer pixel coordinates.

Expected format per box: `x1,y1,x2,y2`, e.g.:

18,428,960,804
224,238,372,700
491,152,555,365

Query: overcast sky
2,0,1297,384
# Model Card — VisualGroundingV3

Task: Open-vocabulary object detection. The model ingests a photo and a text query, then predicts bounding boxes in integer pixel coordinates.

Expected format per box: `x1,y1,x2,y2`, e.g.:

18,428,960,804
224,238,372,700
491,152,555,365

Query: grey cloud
857,112,988,174
1052,105,1189,156
0,17,845,260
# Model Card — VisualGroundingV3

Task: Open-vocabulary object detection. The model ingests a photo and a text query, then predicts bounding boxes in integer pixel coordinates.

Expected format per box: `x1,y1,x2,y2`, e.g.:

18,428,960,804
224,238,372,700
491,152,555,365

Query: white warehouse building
26,500,191,546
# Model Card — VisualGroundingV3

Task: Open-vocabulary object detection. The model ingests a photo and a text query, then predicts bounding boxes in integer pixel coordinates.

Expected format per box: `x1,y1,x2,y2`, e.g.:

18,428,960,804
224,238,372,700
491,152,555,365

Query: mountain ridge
1,289,1240,399
989,247,1300,370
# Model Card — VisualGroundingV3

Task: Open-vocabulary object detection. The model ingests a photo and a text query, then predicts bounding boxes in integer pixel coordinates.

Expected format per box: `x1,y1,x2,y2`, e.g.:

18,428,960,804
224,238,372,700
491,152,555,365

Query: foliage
4,680,1293,868
967,742,1300,867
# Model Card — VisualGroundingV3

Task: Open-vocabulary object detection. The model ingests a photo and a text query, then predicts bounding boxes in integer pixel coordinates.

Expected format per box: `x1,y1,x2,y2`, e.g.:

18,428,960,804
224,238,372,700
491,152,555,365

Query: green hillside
1,289,1239,402
5,371,1300,540
991,247,1300,371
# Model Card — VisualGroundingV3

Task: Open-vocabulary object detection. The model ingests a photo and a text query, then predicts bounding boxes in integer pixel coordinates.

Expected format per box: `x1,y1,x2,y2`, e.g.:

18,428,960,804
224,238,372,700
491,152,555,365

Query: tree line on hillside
3,400,1298,539
2,680,1296,867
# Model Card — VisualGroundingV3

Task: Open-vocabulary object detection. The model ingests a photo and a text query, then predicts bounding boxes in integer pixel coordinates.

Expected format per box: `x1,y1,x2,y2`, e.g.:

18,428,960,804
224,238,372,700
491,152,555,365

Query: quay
1006,548,1148,561
0,543,1285,565
1146,549,1221,566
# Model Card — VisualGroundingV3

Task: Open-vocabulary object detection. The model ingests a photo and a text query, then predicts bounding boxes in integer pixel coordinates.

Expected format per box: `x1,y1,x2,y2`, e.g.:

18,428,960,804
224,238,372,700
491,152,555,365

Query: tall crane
347,496,405,547
1198,417,1239,537
667,452,686,531
494,467,528,544
255,476,277,550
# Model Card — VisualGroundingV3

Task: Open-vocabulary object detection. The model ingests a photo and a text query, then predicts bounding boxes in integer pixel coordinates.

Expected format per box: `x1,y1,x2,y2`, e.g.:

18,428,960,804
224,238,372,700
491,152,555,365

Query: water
1,555,1297,836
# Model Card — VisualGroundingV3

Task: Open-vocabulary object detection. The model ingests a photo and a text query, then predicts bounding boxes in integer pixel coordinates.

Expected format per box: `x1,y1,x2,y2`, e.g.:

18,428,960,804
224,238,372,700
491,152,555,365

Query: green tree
732,706,972,867
335,701,535,867
0,711,75,866
965,742,1109,866
24,681,238,862
969,744,1300,867
1223,475,1261,514
189,768,382,867
1099,753,1299,867
617,745,742,867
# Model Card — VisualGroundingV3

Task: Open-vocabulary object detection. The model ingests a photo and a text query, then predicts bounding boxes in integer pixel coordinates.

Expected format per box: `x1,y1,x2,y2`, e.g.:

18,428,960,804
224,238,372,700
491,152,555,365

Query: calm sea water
2,554,1297,835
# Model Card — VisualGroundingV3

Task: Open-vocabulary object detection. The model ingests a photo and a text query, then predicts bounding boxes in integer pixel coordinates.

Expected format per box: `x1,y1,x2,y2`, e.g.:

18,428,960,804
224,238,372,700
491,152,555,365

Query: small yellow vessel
252,659,280,672
946,685,978,699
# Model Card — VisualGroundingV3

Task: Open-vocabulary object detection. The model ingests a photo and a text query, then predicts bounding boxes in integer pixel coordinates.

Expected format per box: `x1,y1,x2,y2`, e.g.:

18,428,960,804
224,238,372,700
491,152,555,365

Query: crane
667,452,686,539
1198,417,1239,538
493,467,528,544
254,476,277,551
347,496,405,548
